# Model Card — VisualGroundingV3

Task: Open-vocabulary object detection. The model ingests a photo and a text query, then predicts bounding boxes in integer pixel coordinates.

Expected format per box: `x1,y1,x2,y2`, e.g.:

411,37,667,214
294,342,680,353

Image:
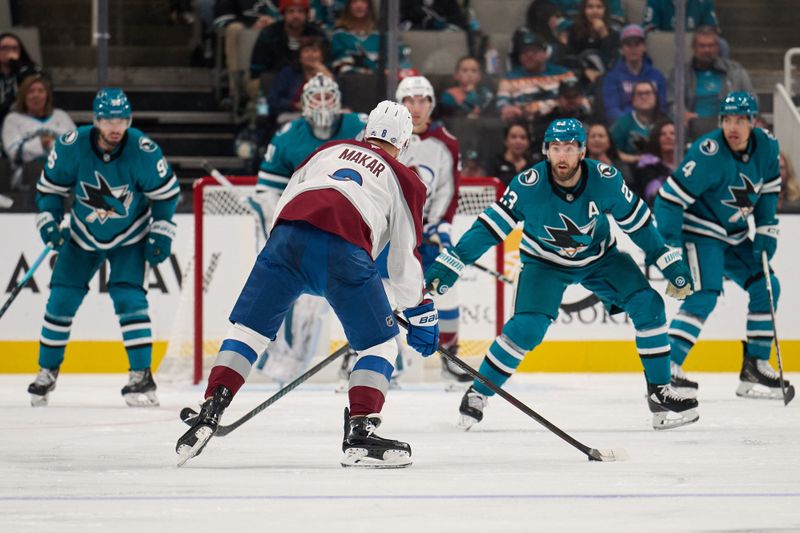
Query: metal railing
773,82,800,168
784,47,800,97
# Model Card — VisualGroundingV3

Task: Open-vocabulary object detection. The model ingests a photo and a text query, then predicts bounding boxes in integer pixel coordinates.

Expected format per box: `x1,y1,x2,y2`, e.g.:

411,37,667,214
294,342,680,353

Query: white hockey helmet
365,100,413,157
395,75,436,114
301,74,341,130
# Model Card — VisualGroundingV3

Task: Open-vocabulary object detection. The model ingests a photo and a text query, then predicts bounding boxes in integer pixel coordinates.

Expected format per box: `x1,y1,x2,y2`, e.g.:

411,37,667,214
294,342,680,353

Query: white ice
1,373,799,533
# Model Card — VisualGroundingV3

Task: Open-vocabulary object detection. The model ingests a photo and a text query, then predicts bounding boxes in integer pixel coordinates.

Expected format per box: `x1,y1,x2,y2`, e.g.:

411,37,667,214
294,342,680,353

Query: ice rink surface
1,372,799,533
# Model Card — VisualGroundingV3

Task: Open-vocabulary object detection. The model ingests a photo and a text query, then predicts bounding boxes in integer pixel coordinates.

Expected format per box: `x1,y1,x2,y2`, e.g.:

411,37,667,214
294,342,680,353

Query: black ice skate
736,354,794,402
121,368,159,407
28,367,59,407
647,383,699,430
458,385,488,430
441,353,473,391
670,361,699,399
341,407,412,468
176,385,232,467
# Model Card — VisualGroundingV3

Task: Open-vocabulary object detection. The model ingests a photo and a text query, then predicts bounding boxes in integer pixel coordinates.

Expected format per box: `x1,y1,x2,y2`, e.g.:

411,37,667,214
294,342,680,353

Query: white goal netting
158,176,505,384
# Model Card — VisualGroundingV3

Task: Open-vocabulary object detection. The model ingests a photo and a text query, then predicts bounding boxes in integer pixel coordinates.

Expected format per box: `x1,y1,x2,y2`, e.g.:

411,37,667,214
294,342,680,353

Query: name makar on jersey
36,125,179,251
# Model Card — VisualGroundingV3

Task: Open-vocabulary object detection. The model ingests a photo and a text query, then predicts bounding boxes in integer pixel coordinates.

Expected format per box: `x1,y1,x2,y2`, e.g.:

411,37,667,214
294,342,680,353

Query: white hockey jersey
274,139,427,310
399,121,461,225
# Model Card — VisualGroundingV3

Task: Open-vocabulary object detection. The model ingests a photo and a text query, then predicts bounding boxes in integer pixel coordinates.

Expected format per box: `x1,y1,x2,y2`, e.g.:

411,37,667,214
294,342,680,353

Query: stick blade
587,448,629,462
784,384,795,406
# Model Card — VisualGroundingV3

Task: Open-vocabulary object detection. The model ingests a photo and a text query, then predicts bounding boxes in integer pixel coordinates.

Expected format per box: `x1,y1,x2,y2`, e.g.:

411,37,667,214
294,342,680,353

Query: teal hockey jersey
654,127,781,247
455,158,667,267
256,112,367,192
36,125,179,251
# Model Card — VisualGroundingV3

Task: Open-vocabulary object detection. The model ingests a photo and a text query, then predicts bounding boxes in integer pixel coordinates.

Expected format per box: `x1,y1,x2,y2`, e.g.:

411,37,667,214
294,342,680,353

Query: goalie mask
302,74,341,139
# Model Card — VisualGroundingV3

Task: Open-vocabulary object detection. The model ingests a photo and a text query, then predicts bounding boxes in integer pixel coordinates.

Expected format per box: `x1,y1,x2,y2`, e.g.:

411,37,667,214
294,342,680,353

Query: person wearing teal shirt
28,88,179,408
425,118,700,431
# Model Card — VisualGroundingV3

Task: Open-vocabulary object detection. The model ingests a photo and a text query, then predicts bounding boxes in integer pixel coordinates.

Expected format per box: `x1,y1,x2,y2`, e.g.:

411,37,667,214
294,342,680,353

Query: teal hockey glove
402,299,439,357
424,247,465,295
656,247,694,300
35,212,66,251
753,225,778,261
145,220,176,265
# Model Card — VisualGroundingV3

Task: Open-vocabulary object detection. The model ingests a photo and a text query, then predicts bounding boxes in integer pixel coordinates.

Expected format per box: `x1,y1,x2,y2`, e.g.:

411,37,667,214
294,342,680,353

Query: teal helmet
542,118,586,155
719,91,758,118
93,88,132,120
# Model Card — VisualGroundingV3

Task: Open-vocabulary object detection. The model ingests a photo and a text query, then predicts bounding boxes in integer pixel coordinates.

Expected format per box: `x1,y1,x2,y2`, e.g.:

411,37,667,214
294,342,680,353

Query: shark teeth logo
542,214,597,257
77,171,133,224
722,173,759,223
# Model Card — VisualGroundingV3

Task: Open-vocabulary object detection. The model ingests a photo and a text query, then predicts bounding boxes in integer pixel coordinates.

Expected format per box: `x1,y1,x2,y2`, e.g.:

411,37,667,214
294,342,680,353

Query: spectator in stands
462,149,486,178
585,121,626,174
611,80,667,165
267,36,333,123
631,118,675,205
642,0,718,32
0,32,41,126
1,75,75,189
331,0,410,76
312,0,348,30
440,56,494,118
527,0,625,35
497,29,580,123
668,26,753,122
779,152,800,211
531,78,592,149
214,1,283,110
601,24,667,123
566,0,620,84
250,0,328,80
400,0,470,31
488,121,536,186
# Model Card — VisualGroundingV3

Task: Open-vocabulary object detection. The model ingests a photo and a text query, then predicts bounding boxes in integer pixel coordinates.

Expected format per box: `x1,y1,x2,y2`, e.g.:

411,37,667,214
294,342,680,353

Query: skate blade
124,390,160,407
30,394,49,407
176,426,214,467
652,408,699,430
457,414,479,431
736,381,790,400
340,448,412,469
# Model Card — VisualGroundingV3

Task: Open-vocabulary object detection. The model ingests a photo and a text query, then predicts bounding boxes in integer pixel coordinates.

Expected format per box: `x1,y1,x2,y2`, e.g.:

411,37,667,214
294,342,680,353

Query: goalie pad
258,295,329,383
246,188,282,240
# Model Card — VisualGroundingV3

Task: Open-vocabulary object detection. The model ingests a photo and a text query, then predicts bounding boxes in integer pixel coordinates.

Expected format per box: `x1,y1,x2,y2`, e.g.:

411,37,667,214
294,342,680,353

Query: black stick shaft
395,314,596,459
215,344,351,436
761,253,789,405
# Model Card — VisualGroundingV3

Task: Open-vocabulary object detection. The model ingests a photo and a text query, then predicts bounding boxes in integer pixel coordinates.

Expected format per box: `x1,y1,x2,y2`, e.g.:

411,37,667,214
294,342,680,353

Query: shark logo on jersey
328,168,363,185
542,214,597,257
597,163,617,178
722,173,759,222
60,130,78,145
138,136,157,153
77,171,133,224
699,138,718,156
518,168,539,186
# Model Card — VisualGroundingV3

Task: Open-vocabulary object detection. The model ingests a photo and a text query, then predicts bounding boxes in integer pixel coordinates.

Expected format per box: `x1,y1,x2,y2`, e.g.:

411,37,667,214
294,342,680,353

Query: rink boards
0,213,798,373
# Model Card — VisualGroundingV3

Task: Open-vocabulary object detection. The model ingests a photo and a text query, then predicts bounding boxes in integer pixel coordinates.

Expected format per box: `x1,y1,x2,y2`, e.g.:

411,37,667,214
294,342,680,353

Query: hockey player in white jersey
176,101,439,468
394,75,470,383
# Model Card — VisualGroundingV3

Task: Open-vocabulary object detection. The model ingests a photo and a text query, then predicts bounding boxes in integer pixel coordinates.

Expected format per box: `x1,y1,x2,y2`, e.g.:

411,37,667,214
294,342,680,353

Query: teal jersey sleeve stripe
454,217,504,265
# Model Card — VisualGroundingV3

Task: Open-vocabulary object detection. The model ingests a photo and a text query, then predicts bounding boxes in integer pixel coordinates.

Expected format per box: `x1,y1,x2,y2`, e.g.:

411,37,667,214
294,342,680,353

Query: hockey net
158,176,505,384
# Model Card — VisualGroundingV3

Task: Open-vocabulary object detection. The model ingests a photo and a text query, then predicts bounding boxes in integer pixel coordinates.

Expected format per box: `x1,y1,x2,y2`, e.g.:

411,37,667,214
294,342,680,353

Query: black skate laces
657,384,687,401
33,369,56,386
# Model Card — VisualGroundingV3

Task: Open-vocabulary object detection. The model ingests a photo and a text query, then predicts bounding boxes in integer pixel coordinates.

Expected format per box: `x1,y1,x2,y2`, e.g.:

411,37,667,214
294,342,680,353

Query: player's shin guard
347,339,396,416
38,314,72,369
205,323,271,398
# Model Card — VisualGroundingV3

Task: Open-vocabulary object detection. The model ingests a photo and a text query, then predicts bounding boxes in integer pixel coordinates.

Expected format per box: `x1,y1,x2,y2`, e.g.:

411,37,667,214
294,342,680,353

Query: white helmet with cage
301,74,341,138
395,75,436,114
365,100,413,157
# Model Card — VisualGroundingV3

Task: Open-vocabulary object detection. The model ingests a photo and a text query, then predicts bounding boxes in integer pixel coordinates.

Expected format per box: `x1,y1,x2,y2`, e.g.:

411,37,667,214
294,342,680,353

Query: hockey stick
201,160,268,242
761,252,794,405
394,314,626,462
0,244,52,320
179,342,351,436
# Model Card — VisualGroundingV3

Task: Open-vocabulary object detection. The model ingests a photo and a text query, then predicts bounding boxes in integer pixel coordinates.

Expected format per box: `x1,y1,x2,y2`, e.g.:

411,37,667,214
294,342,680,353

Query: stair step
150,133,235,157
43,45,193,68
50,67,213,88
55,88,219,112
68,110,233,125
